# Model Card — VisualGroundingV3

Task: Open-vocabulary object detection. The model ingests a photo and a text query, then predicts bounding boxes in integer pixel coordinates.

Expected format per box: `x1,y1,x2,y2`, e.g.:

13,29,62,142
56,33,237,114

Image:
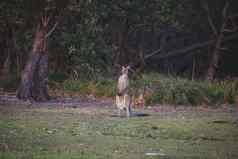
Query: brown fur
116,66,132,117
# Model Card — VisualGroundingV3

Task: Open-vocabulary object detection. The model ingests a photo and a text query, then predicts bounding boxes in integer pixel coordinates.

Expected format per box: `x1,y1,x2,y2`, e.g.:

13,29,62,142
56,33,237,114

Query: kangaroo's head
121,65,130,75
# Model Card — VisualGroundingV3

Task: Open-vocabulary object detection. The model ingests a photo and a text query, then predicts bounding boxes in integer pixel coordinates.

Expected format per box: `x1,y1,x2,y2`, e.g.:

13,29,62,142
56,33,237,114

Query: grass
1,72,238,106
0,105,238,159
49,73,238,106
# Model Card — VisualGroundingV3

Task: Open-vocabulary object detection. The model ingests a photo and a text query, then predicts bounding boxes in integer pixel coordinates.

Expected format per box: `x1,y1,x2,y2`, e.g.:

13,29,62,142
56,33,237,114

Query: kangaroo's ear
127,65,130,70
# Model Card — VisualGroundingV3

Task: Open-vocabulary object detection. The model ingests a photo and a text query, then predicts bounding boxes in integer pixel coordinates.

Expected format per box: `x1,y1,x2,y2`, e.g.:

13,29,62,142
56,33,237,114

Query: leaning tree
17,16,54,101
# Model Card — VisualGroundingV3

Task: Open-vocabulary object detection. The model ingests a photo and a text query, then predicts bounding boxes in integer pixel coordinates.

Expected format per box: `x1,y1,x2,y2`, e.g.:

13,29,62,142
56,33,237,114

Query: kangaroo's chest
118,75,129,89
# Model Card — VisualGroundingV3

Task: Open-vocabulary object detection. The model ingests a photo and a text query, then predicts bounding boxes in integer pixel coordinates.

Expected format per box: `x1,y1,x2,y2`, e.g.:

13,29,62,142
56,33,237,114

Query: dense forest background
0,0,238,84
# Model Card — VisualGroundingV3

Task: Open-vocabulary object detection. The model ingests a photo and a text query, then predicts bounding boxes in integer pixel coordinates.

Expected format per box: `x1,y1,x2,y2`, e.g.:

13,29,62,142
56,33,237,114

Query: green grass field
0,105,238,159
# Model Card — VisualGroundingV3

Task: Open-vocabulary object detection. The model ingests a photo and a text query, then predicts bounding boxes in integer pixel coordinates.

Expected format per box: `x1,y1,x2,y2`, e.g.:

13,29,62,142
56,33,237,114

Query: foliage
49,73,238,106
61,78,116,97
1,0,238,102
61,29,112,80
0,0,195,78
54,1,113,80
143,73,238,106
48,72,68,83
141,74,205,106
225,80,238,103
0,74,20,91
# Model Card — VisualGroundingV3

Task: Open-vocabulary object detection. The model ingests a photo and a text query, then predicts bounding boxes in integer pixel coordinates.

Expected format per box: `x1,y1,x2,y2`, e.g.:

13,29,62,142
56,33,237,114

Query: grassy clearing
0,105,238,159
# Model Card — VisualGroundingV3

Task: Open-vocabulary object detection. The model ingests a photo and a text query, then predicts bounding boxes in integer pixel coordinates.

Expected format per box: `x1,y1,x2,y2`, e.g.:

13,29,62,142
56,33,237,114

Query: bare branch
207,14,219,36
144,31,238,61
218,47,229,51
144,49,161,59
45,22,58,38
201,0,218,36
222,1,229,19
223,28,237,33
230,15,238,30
228,13,238,19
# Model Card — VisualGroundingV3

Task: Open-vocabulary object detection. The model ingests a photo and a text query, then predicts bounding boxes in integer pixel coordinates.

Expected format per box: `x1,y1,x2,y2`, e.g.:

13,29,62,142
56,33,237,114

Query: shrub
48,72,68,83
50,72,238,106
223,80,238,104
60,78,116,97
141,73,238,106
0,74,20,91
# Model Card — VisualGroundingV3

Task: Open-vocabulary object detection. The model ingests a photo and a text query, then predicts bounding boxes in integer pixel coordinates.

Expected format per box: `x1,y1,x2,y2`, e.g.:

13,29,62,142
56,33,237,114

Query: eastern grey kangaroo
116,66,132,117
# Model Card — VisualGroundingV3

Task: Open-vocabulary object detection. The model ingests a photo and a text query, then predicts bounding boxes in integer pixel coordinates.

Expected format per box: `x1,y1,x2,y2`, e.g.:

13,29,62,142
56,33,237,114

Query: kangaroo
134,87,145,109
116,66,132,117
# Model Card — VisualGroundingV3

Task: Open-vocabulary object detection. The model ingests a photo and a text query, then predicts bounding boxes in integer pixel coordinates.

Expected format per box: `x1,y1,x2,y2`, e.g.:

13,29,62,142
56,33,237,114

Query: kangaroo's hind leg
116,95,123,117
125,94,132,117
118,108,122,117
126,105,132,117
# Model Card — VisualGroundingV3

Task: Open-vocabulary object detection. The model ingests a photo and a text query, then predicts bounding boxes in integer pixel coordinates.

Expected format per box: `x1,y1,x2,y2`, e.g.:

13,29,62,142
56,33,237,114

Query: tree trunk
206,23,227,80
206,1,229,81
114,18,130,66
0,22,15,79
206,34,224,81
17,16,50,101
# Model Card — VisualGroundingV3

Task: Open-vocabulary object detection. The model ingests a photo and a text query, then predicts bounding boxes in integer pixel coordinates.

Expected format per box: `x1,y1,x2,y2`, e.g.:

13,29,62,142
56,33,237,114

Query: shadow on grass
110,112,150,118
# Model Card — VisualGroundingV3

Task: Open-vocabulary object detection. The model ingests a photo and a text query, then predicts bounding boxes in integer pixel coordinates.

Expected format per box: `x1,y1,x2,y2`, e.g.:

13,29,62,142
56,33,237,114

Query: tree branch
144,31,238,61
144,49,161,59
222,1,229,19
45,22,58,38
201,0,218,36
